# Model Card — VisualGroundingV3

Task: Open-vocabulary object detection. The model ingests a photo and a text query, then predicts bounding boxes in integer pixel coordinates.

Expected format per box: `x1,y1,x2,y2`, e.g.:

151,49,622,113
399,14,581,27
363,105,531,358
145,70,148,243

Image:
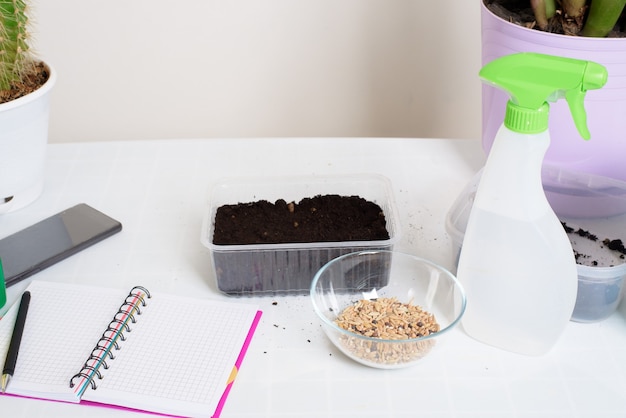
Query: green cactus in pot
0,0,46,101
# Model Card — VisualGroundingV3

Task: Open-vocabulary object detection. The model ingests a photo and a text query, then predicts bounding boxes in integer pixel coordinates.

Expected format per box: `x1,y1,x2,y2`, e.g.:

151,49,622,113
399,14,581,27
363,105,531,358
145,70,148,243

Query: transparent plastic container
446,169,626,323
542,164,626,218
201,174,401,296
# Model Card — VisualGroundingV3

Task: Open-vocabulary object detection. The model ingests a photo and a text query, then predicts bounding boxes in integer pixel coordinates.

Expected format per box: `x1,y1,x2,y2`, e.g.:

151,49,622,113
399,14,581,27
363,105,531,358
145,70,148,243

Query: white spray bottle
457,53,608,355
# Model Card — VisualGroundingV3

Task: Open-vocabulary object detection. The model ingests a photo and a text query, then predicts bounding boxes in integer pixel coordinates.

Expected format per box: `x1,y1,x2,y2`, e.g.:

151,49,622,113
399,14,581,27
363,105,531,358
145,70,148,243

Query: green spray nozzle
480,52,608,139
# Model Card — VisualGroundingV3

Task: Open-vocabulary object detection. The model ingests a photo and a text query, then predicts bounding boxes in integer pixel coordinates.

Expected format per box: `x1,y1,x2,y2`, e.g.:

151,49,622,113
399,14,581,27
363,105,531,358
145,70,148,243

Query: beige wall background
35,0,482,143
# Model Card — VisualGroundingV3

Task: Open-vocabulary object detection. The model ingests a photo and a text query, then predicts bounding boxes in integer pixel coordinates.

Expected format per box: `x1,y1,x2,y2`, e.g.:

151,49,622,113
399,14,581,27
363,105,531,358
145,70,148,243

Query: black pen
1,291,31,393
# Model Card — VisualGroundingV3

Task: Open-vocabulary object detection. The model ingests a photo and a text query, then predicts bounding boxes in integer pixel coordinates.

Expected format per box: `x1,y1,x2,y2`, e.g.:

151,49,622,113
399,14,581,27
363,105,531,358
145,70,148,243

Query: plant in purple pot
481,0,626,212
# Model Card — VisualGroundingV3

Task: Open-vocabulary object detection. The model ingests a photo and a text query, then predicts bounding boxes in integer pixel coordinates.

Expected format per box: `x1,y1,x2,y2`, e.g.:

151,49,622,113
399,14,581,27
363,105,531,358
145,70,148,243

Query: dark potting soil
562,222,626,267
213,194,389,245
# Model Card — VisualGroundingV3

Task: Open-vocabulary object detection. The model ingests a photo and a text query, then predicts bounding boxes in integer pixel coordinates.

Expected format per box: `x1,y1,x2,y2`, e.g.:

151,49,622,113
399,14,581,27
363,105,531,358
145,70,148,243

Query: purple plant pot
481,2,626,182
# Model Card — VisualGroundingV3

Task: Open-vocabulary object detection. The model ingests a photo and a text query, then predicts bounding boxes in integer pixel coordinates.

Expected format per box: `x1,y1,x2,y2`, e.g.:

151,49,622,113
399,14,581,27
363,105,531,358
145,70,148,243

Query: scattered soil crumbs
213,194,389,245
562,222,626,267
334,297,439,365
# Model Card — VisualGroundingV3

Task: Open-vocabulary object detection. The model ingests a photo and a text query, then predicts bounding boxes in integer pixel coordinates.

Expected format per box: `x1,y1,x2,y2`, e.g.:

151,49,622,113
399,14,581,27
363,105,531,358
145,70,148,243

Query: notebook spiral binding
69,286,151,391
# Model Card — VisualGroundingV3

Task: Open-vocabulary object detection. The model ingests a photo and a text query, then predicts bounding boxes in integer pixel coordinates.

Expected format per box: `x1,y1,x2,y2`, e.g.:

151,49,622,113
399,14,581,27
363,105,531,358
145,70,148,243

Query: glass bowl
310,250,466,369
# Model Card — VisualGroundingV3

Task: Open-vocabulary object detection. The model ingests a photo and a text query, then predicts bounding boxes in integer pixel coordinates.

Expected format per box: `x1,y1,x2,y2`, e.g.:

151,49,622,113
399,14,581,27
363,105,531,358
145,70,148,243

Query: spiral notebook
0,280,262,418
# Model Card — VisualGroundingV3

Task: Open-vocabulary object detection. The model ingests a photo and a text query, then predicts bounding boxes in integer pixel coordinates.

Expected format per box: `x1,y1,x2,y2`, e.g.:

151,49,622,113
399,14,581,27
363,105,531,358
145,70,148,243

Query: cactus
0,0,32,91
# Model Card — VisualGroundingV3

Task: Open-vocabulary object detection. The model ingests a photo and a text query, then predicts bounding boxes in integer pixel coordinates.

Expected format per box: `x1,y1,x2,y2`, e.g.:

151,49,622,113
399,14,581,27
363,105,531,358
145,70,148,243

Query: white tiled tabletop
1,138,624,417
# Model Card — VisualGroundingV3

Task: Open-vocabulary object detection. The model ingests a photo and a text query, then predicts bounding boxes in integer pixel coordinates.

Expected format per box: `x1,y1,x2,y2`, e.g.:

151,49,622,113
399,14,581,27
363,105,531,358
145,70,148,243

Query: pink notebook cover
211,310,263,418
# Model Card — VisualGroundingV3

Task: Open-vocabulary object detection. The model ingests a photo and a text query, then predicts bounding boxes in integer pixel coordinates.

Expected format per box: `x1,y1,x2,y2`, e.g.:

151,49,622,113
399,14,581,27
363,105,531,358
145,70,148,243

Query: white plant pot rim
0,60,56,111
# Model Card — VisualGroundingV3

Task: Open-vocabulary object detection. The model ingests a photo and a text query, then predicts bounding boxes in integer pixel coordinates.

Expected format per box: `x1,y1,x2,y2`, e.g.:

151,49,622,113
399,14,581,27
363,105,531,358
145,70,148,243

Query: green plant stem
582,0,626,37
545,0,557,18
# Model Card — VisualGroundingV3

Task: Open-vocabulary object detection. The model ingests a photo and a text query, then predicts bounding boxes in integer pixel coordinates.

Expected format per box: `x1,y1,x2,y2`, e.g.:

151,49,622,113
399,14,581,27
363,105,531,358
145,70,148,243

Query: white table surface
1,137,625,418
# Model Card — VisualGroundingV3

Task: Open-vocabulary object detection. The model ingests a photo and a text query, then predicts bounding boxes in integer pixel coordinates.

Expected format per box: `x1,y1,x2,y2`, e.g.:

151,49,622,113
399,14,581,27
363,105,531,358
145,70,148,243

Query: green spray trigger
480,52,608,139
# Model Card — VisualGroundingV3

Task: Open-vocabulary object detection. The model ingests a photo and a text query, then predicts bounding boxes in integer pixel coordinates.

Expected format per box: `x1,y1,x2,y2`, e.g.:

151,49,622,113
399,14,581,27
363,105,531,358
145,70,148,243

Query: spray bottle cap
480,52,608,139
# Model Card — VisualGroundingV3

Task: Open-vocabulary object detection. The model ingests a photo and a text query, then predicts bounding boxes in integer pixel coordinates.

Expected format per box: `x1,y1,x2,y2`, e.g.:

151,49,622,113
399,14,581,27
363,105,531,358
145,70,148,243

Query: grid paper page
0,281,131,402
80,292,259,418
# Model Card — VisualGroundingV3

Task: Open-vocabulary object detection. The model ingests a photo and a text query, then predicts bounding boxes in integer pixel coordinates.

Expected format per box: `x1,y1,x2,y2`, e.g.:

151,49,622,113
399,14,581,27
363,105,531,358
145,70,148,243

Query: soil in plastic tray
212,194,391,296
213,194,389,245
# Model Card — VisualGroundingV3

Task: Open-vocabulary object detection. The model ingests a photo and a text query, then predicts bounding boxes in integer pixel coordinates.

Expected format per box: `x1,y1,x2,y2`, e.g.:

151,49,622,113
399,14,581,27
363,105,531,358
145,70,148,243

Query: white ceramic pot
0,62,56,214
